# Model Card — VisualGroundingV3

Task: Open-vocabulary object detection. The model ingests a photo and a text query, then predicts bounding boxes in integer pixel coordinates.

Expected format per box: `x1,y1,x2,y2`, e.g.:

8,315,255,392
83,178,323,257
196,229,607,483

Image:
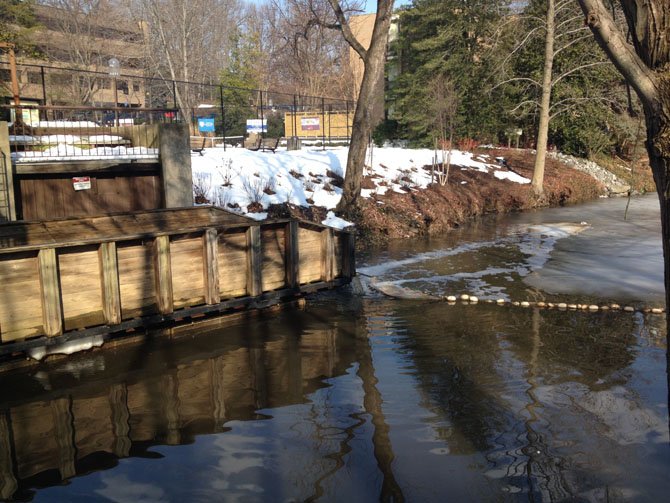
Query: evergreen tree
219,29,262,137
0,0,38,51
390,0,512,146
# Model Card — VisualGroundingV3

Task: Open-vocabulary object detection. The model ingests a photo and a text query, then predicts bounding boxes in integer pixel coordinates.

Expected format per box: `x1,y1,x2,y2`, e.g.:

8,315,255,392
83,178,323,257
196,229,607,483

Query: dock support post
100,242,122,324
286,221,300,288
39,248,63,336
321,228,334,282
154,236,174,314
247,226,262,296
204,228,220,305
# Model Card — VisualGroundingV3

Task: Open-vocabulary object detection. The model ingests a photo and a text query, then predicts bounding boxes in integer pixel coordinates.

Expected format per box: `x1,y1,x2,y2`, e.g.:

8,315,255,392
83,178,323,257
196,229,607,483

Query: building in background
1,4,147,108
348,12,400,129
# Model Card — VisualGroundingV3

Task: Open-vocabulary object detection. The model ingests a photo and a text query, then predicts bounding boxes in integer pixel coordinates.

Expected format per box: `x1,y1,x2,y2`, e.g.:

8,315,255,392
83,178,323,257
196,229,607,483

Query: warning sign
72,177,91,191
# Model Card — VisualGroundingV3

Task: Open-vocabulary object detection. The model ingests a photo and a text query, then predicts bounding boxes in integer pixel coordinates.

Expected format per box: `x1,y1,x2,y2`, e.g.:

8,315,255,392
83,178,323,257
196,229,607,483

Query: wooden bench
190,136,207,155
260,137,281,153
244,133,262,151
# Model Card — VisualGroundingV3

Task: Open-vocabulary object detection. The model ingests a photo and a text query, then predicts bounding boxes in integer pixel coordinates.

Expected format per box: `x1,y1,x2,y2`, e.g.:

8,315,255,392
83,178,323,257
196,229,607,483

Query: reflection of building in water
0,314,358,500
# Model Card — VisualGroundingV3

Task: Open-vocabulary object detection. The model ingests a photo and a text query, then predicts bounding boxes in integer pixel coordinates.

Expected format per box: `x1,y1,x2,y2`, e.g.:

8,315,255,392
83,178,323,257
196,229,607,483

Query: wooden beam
99,242,121,325
14,160,159,175
154,235,174,314
246,226,262,296
321,228,334,282
286,221,300,288
203,228,220,305
38,248,63,336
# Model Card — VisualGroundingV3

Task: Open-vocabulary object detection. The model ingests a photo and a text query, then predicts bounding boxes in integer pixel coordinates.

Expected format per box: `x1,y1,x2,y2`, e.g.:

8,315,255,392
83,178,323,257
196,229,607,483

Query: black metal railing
1,61,355,146
2,104,179,162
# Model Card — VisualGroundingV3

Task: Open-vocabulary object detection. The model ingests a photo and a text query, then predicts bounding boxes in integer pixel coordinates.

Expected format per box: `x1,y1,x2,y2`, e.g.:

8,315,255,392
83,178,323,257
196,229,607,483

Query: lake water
0,196,668,502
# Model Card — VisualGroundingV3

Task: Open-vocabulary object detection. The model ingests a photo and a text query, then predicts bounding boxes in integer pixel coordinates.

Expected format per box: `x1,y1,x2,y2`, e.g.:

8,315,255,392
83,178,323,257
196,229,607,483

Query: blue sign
198,117,215,133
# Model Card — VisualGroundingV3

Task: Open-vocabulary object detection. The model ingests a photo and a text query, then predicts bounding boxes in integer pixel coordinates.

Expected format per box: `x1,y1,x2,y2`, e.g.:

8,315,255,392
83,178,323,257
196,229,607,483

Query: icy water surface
0,196,668,501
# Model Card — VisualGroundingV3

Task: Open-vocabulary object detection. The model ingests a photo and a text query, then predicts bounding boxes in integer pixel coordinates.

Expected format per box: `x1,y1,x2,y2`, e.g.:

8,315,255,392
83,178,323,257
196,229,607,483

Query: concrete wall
160,123,193,208
0,122,16,222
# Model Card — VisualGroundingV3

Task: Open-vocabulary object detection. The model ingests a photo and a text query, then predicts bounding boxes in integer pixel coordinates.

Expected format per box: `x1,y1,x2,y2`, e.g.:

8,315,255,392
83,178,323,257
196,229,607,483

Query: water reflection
1,196,669,501
0,307,381,501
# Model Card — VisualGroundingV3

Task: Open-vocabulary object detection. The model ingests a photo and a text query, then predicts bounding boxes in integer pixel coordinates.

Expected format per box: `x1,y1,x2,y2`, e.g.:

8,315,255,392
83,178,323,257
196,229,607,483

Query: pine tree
390,0,512,145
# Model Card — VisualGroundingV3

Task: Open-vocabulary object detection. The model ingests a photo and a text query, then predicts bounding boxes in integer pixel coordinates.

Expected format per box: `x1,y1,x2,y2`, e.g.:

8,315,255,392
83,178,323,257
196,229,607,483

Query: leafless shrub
214,187,232,209
193,172,212,203
263,177,277,195
242,177,265,205
217,158,235,186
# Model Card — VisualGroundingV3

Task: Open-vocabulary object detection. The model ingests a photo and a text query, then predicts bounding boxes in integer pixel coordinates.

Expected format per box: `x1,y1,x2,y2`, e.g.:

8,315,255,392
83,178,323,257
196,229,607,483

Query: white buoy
460,294,470,301
568,304,577,310
537,302,546,308
558,303,567,309
469,296,479,303
446,295,457,302
496,298,506,304
520,301,530,307
588,305,599,311
651,308,664,314
624,306,635,312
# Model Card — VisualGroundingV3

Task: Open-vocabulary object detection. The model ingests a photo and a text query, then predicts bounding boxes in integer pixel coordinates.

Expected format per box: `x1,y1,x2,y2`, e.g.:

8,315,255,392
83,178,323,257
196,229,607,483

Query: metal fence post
321,97,325,151
220,85,226,151
40,66,47,105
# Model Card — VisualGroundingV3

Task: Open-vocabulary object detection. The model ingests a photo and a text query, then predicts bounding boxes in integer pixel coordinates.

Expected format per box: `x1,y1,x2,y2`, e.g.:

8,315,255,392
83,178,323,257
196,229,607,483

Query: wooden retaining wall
0,207,354,356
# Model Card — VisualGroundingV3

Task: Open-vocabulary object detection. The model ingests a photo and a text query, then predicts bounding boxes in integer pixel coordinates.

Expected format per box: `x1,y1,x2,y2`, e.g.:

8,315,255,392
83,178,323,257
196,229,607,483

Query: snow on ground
190,145,530,229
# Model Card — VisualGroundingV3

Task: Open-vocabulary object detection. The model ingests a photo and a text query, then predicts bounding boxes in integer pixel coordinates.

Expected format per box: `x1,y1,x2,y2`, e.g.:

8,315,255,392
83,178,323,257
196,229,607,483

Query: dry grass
355,149,608,247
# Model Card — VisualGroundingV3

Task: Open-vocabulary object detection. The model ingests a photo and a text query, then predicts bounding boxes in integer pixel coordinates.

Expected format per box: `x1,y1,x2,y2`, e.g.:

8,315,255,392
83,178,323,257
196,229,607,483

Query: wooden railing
0,207,354,355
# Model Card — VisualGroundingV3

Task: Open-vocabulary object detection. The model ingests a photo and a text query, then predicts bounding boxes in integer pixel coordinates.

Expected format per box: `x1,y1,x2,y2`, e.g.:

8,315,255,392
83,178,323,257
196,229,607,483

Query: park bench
260,137,281,153
190,136,207,155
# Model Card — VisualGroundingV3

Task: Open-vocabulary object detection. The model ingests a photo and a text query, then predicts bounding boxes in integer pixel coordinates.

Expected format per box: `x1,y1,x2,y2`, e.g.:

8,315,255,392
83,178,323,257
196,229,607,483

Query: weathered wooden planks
0,252,43,341
0,207,355,349
59,246,105,330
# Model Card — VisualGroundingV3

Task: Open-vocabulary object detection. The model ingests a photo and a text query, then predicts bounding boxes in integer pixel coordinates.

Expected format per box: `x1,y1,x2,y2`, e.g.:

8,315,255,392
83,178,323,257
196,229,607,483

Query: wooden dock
0,207,355,357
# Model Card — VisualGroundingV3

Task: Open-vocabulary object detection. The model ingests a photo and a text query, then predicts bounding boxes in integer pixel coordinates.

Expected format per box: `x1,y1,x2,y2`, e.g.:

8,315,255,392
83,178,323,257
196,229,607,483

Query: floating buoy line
363,278,665,315
441,293,665,315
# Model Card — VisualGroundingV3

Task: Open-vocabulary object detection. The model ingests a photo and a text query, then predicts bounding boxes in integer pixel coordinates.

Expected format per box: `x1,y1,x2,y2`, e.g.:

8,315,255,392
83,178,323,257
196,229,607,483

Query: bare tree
575,1,669,324
496,0,615,196
427,75,459,186
315,0,394,215
135,0,240,125
267,0,353,99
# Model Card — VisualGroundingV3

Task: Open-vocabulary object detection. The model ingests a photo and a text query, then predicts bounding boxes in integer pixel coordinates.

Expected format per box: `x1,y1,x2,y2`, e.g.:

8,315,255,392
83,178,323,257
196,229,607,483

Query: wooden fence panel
170,235,205,309
0,252,43,342
117,241,158,319
261,226,287,292
58,246,105,330
218,229,248,298
298,226,322,284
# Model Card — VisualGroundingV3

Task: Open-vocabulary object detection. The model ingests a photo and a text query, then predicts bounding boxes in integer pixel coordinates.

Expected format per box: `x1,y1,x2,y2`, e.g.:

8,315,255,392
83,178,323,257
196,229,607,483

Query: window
116,80,129,95
28,72,42,85
132,82,140,92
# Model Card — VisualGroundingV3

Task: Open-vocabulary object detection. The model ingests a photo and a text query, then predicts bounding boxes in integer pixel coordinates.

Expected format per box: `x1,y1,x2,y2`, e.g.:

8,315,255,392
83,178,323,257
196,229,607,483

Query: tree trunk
335,1,394,216
531,0,555,196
